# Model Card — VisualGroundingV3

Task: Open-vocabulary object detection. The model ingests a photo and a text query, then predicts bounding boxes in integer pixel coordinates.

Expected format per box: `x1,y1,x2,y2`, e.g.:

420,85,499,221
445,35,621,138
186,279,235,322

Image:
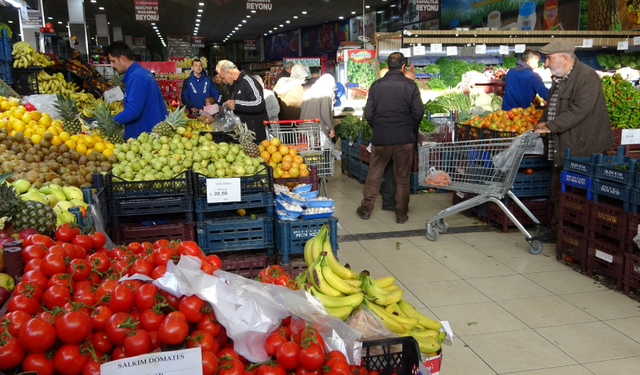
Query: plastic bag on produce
347,306,398,341
22,94,61,119
424,167,451,186
212,105,241,132
493,134,525,173
151,256,363,364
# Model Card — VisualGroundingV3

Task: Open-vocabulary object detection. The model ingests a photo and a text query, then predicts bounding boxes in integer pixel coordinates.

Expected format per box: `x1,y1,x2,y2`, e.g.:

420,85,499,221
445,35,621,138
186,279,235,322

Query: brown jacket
541,60,613,167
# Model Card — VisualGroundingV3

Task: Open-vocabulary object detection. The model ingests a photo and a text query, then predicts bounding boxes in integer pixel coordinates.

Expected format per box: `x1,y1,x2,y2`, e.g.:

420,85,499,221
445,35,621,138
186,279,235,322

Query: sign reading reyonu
246,0,272,12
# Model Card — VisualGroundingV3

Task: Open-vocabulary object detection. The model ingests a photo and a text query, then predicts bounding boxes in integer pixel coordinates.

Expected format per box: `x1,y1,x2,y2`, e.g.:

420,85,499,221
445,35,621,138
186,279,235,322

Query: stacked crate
340,139,350,174
0,29,12,84
624,168,640,294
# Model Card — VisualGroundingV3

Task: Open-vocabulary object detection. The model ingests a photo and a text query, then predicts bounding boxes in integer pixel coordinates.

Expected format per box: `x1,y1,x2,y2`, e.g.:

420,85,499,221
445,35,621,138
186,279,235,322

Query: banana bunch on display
187,119,212,132
79,98,123,118
37,71,79,94
12,41,55,68
297,224,446,354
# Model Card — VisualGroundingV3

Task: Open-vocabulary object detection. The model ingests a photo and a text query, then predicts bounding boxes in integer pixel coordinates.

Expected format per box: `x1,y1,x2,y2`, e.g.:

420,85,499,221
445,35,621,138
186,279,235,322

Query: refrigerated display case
335,48,376,113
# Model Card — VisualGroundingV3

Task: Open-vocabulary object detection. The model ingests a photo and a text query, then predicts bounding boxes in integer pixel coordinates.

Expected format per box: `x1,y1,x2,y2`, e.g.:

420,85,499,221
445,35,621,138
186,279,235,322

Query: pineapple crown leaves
0,171,15,184
231,122,256,142
163,106,190,129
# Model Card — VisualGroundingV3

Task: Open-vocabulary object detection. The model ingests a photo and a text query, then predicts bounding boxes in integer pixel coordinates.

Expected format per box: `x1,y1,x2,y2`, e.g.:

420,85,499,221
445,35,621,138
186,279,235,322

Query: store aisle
328,166,640,375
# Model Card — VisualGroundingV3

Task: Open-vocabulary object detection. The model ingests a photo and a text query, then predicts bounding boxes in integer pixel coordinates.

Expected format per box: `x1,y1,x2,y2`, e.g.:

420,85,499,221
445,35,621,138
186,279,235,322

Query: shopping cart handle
264,119,321,126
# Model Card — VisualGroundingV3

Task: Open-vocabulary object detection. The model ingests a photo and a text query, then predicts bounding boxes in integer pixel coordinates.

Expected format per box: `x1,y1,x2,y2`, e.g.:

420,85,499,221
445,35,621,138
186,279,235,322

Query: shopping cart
264,119,335,196
418,131,547,254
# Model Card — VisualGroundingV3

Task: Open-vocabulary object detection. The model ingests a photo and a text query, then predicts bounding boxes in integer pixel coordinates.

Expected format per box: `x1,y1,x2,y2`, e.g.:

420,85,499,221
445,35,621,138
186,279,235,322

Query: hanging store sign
244,39,256,51
246,0,272,12
132,37,146,49
191,36,205,48
134,1,159,22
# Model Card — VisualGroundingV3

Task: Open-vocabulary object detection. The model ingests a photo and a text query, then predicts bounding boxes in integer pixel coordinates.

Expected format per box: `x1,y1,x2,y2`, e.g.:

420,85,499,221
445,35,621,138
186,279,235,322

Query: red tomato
23,352,55,375
160,289,180,311
151,265,167,279
53,344,88,375
8,294,40,315
524,168,534,175
0,310,31,337
131,258,154,277
71,235,94,252
90,232,106,249
47,273,75,291
201,261,214,275
31,234,55,248
55,311,92,344
38,310,62,325
276,341,301,370
178,241,202,257
88,331,114,354
154,246,177,267
111,346,127,360
127,241,144,254
217,348,239,360
74,279,95,292
95,279,118,305
265,331,287,356
87,253,110,273
112,260,131,277
90,305,113,331
158,316,189,345
148,330,162,351
324,359,350,375
299,326,325,350
105,312,135,346
140,309,165,331
197,312,222,337
201,350,218,375
217,328,229,348
55,224,80,243
42,285,71,309
179,295,207,323
206,254,221,269
217,357,244,375
109,284,135,313
122,279,143,294
167,311,187,320
257,363,287,375
186,330,219,354
258,268,276,284
24,258,43,272
326,350,347,363
19,318,56,353
67,258,91,281
82,357,104,375
72,288,95,307
62,243,78,259
14,281,43,301
274,274,292,287
124,329,152,357
153,239,170,249
22,269,49,290
135,283,160,311
23,244,47,262
0,336,25,370
298,343,325,371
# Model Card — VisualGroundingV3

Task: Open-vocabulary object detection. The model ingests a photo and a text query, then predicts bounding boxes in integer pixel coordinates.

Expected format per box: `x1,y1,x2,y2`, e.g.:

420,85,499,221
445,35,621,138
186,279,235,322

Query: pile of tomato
260,316,374,375
257,266,297,291
460,106,544,134
0,224,228,375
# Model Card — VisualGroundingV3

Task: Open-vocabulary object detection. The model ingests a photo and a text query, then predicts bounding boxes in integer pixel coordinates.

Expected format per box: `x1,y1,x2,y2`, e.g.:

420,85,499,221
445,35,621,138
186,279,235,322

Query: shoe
357,207,370,220
381,205,396,212
396,216,408,224
530,232,557,243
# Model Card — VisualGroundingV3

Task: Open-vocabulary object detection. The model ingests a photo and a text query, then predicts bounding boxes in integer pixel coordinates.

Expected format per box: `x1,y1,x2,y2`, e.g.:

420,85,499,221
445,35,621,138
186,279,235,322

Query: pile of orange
259,137,310,178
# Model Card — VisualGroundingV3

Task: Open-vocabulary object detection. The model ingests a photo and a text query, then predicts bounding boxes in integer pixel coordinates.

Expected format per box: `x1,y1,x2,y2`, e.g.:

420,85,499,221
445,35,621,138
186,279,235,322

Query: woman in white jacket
252,75,280,121
300,74,336,138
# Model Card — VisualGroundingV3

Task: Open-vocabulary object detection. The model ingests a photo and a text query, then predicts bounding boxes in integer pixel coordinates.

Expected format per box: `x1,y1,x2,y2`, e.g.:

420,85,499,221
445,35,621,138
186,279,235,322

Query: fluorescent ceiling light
99,7,104,10
351,11,356,14
199,2,204,5
251,10,256,13
246,15,251,18
151,23,155,25
242,20,247,23
338,16,343,19
302,11,307,14
48,17,53,20
264,33,267,35
90,0,96,2
279,24,283,27
7,21,12,23
365,5,370,8
293,15,298,19
197,14,202,17
238,23,242,26
58,21,63,24
235,27,239,30
286,20,290,23
198,9,203,12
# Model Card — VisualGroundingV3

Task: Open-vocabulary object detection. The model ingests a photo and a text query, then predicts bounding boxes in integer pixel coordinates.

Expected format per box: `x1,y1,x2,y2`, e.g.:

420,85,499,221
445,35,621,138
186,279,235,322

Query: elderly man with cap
274,61,293,86
532,40,613,242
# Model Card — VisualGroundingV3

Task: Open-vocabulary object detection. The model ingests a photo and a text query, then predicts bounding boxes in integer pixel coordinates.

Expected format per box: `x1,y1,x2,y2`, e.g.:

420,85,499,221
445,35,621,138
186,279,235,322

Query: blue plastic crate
357,136,371,146
594,148,637,186
592,179,632,211
275,217,339,264
106,170,193,200
341,139,350,156
69,206,95,235
193,168,273,199
349,157,361,179
350,142,361,160
519,157,553,170
0,31,10,62
341,157,350,173
630,189,640,214
360,162,369,183
195,191,274,213
561,170,593,199
0,61,11,84
510,171,552,198
563,148,611,177
196,215,274,253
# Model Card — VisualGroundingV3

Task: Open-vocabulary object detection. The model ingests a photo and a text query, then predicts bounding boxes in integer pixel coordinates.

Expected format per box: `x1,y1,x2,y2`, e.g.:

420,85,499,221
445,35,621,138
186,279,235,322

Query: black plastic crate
563,149,603,177
510,171,552,198
12,67,41,96
361,337,421,375
591,179,632,211
341,139,350,156
341,157,350,173
192,167,273,199
350,141,361,160
275,217,339,264
519,156,553,170
106,170,193,200
198,131,235,144
594,147,637,186
109,196,194,217
349,156,361,180
480,127,519,139
196,215,275,254
195,191,274,221
360,162,369,183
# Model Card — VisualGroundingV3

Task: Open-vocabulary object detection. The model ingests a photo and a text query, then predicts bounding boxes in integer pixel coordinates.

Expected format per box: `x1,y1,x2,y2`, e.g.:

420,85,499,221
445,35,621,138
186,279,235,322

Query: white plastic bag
493,135,525,173
22,94,61,119
212,106,241,132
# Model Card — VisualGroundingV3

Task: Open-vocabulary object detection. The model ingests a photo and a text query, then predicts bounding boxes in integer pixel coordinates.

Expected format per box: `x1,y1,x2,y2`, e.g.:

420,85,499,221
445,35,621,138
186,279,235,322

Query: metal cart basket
418,132,547,254
265,119,335,195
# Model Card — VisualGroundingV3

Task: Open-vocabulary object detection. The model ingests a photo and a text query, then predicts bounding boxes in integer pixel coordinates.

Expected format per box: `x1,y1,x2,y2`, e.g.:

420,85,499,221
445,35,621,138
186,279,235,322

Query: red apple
45,22,53,29
0,286,9,307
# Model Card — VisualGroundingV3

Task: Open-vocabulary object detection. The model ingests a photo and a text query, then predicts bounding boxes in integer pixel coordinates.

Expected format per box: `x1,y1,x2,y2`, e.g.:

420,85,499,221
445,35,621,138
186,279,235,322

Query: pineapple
232,122,260,157
53,93,83,134
0,174,56,235
152,106,189,137
91,100,125,144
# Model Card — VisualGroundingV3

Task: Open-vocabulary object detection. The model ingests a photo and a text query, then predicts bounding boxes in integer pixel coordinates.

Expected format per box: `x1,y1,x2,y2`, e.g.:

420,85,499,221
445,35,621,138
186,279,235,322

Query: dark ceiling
39,0,390,48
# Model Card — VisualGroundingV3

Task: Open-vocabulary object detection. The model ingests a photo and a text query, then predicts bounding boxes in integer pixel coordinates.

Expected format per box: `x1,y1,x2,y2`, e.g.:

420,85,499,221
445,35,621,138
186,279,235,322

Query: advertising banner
377,0,440,31
191,36,205,48
264,30,299,60
246,0,272,12
300,20,349,56
349,12,377,42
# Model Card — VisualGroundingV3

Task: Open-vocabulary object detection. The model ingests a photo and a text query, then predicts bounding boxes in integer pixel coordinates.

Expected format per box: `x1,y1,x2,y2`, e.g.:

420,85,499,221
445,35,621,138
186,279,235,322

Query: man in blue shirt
104,41,168,139
502,50,549,111
180,59,220,115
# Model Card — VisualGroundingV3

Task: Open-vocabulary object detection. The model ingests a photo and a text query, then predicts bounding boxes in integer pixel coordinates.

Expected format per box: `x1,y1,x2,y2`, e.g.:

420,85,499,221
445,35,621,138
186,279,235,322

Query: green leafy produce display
420,117,435,133
601,73,640,129
427,77,447,91
597,52,640,70
424,100,448,115
423,64,440,74
348,62,376,90
335,114,372,140
435,91,472,114
436,57,458,88
502,56,517,69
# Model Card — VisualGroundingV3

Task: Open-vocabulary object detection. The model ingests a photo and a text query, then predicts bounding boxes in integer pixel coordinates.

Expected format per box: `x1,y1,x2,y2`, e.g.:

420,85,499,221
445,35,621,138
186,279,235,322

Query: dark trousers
549,166,562,236
360,143,413,219
381,159,397,208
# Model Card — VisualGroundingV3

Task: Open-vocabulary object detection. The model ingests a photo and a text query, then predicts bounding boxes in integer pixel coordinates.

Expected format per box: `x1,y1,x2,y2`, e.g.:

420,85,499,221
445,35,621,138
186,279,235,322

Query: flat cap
540,40,575,55
284,61,294,68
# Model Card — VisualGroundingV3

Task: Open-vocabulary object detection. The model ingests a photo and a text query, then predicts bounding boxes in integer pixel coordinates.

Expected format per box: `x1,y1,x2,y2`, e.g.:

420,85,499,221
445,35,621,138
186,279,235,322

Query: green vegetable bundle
601,73,640,129
348,62,376,90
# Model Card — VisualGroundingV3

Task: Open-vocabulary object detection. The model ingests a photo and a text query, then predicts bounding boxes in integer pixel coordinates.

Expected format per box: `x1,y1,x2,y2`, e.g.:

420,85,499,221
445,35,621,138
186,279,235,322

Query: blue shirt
180,71,220,109
113,62,168,139
502,61,549,111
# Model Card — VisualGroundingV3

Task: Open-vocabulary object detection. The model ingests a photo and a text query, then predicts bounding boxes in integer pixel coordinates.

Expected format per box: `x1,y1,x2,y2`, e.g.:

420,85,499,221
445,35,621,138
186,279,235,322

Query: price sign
635,36,640,46
514,44,526,53
446,46,458,56
621,129,640,145
101,348,202,375
618,40,629,50
430,43,442,53
595,250,613,263
103,87,124,103
206,178,241,203
475,44,486,54
499,45,509,55
582,39,593,48
412,45,426,56
399,47,412,57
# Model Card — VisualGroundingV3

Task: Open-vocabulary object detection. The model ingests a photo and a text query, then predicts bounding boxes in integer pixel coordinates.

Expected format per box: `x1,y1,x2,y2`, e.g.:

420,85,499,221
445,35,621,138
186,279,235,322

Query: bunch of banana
37,71,79,95
187,119,212,132
12,41,54,68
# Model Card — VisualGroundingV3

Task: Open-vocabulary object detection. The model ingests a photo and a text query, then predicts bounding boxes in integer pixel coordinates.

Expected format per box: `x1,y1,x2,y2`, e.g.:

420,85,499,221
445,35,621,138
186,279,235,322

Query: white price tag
620,129,640,145
635,36,640,46
595,250,613,263
582,39,593,48
446,46,458,56
206,178,241,203
103,86,124,104
475,44,486,54
430,43,442,53
399,47,412,57
366,143,372,153
618,40,629,50
515,44,526,53
499,45,509,55
456,191,465,198
413,45,426,56
101,348,203,375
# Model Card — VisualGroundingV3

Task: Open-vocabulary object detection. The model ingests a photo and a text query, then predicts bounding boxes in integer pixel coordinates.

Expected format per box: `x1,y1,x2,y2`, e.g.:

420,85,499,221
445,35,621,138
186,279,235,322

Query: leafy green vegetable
427,77,447,91
348,62,376,90
435,91,473,113
335,114,372,140
468,62,486,73
423,64,440,74
420,117,435,133
502,56,517,69
424,100,447,115
601,73,640,129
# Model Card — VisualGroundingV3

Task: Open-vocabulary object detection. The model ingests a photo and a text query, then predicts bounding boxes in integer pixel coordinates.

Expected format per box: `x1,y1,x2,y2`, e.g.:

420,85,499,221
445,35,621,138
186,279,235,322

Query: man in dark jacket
213,72,230,103
502,49,549,110
357,52,424,224
181,59,220,114
216,59,268,142
533,40,613,242
273,61,293,86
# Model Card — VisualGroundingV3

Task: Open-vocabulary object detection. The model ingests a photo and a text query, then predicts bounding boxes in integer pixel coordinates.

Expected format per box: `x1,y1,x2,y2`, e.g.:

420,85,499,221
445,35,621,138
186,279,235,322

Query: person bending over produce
533,40,613,242
502,49,548,111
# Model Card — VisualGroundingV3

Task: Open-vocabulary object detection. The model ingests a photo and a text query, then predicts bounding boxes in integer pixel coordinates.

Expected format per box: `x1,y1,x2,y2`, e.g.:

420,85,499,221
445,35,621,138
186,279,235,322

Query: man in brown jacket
533,40,613,242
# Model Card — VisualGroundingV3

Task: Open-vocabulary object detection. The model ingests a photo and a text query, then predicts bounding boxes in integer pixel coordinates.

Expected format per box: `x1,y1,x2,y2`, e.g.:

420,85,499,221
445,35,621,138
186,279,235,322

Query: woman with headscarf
273,63,307,120
252,74,280,121
300,73,336,138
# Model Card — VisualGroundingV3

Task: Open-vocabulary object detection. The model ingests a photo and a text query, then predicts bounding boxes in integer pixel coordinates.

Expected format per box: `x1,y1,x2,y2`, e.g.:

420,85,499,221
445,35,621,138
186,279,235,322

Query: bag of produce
424,167,451,186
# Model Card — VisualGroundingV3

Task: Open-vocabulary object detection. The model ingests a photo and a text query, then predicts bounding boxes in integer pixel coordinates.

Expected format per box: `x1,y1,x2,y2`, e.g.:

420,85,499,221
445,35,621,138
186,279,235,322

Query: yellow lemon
29,111,41,121
0,119,7,129
94,142,106,152
46,126,59,136
86,148,94,156
65,140,77,149
35,127,46,136
30,134,42,144
59,132,70,142
7,117,16,125
21,113,32,123
52,120,63,128
38,116,51,127
0,101,10,111
23,128,33,137
76,143,87,154
93,135,103,142
51,136,62,146
105,142,115,150
12,121,25,132
83,136,95,148
70,134,80,142
9,130,16,136
13,110,24,120
8,99,19,107
28,120,39,128
102,148,113,157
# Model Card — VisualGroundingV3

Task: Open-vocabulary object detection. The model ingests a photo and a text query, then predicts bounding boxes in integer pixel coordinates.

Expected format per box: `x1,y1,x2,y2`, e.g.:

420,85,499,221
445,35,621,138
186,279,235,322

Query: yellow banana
404,327,440,340
310,228,325,264
324,233,358,280
381,303,419,326
308,256,343,297
320,254,361,295
382,284,399,292
309,287,363,309
374,276,396,288
363,299,412,334
343,278,362,288
385,303,407,317
415,338,441,354
325,305,353,321
370,288,403,306
398,300,442,331
303,236,316,267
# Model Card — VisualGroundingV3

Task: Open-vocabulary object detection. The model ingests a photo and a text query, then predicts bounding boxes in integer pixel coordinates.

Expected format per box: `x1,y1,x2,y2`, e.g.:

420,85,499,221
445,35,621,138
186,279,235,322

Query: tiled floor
327,166,640,375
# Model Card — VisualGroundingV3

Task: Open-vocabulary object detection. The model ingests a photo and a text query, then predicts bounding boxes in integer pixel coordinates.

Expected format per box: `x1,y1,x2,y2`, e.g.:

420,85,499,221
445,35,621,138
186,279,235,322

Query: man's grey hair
216,60,237,74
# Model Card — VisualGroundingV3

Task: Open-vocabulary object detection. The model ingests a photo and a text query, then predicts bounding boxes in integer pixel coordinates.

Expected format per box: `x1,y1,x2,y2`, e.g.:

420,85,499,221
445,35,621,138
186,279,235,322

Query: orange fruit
282,155,293,163
260,151,271,162
271,152,282,163
289,168,300,177
278,145,289,156
300,163,308,170
273,167,283,178
268,160,278,169
281,171,291,178
300,168,310,177
270,137,281,147
51,136,62,146
266,144,278,155
260,139,271,148
76,143,88,154
282,160,292,171
288,148,297,157
258,145,265,152
291,162,300,169
293,155,304,164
